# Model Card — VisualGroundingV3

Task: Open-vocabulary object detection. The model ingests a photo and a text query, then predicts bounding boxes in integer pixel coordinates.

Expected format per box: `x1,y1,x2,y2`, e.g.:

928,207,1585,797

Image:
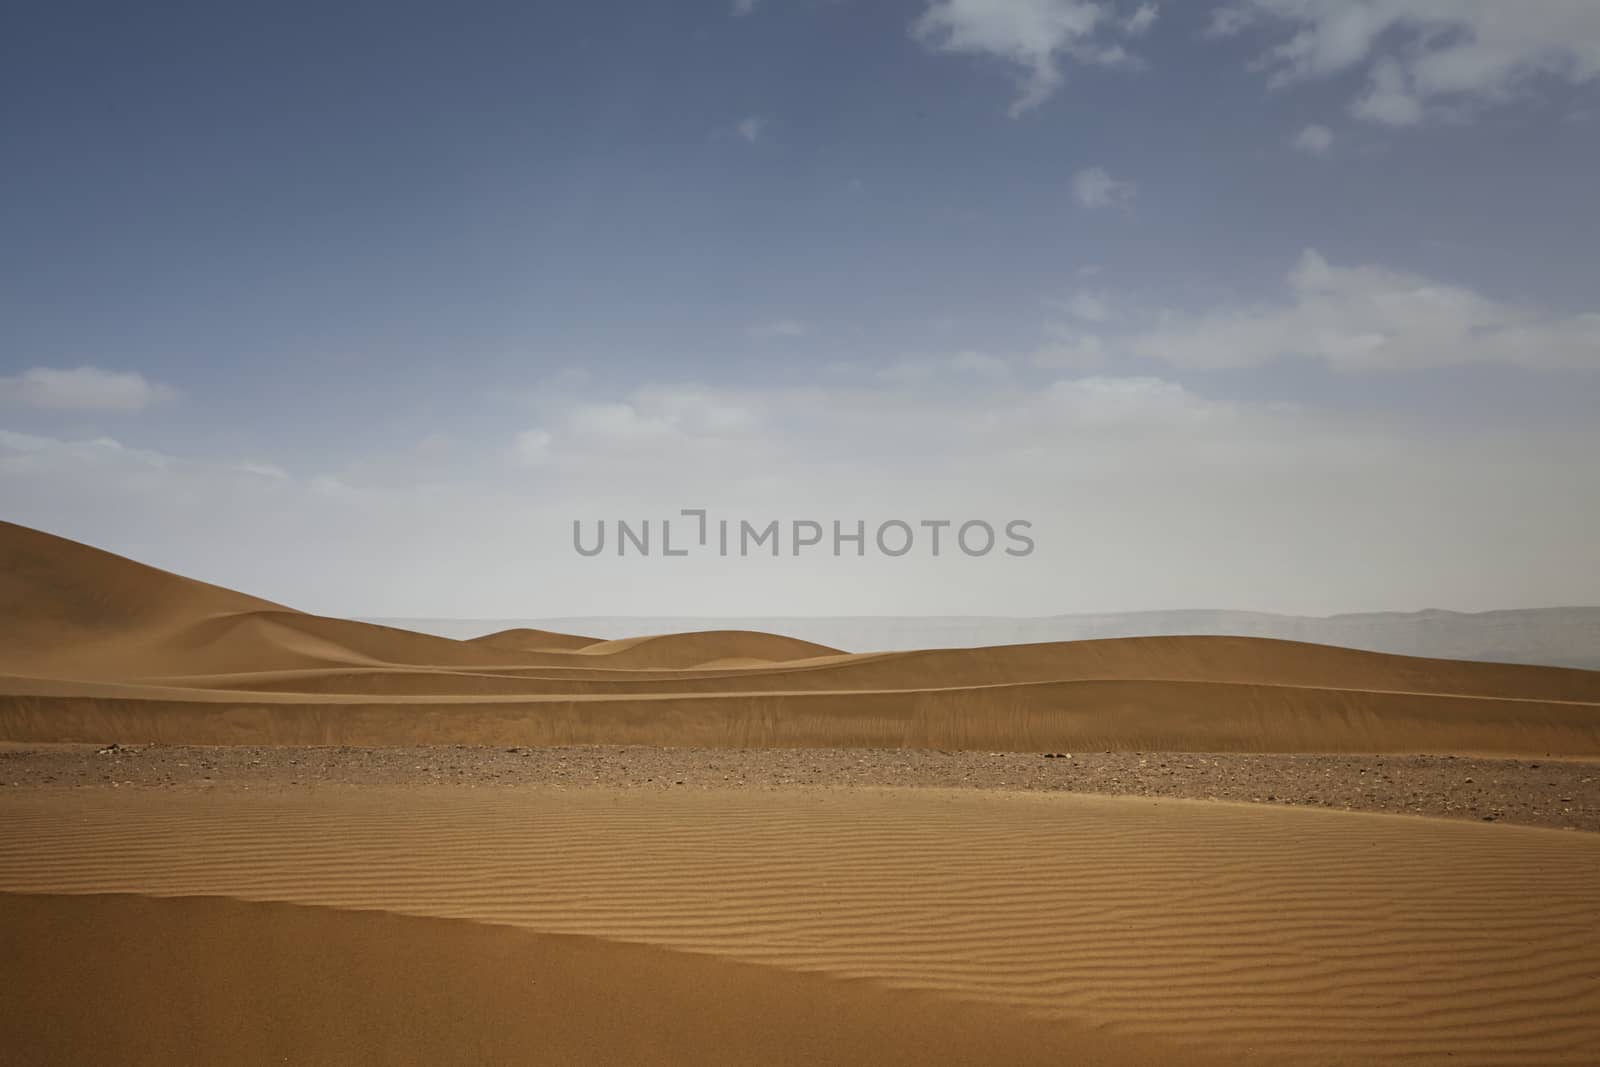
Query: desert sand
3,518,1600,1065
4,520,1599,753
3,787,1598,1065
1,891,1188,1067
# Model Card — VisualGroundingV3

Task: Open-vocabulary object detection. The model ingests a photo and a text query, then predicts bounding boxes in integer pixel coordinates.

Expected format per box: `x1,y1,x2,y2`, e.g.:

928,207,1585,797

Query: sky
3,0,1599,619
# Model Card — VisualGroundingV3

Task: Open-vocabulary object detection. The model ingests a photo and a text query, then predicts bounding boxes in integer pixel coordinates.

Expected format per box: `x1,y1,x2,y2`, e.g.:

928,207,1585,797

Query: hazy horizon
364,605,1600,671
374,606,1600,622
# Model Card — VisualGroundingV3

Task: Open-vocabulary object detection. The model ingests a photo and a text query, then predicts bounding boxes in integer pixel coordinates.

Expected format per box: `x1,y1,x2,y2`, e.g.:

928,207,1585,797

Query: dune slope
3,520,1597,754
0,891,1197,1067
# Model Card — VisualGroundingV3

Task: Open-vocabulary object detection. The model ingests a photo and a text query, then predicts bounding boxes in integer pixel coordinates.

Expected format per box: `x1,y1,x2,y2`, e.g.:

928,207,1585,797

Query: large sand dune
3,520,1598,753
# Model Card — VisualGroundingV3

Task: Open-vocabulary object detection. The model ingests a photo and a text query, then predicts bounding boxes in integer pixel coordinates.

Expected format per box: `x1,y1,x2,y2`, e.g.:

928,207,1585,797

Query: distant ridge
371,609,1600,671
5,520,1598,753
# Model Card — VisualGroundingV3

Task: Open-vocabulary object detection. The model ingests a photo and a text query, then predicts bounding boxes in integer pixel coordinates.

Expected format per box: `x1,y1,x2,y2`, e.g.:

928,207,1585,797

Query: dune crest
465,626,604,652
572,629,844,668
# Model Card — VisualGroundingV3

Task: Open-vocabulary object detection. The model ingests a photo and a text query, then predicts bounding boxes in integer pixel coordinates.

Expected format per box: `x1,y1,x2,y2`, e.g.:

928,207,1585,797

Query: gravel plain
3,743,1596,833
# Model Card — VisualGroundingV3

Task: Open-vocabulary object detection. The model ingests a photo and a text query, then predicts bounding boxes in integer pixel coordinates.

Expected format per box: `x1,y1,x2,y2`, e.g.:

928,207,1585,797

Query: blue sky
4,1,1599,617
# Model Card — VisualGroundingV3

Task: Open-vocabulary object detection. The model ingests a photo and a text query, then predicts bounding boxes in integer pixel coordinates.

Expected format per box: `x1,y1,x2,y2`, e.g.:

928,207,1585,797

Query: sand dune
3,787,1596,1065
466,625,604,652
0,892,1191,1067
2,520,1597,753
0,521,286,635
394,608,1600,671
572,629,844,667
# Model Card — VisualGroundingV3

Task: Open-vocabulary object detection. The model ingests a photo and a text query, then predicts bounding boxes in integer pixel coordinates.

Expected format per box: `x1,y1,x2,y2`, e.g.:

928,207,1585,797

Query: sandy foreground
3,782,1599,1066
1,890,1202,1067
5,522,1600,1063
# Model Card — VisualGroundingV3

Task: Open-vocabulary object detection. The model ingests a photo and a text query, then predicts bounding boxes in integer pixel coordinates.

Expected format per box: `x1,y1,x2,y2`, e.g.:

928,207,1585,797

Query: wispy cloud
736,115,768,143
1122,3,1157,36
1058,290,1111,321
1133,249,1600,370
1213,2,1600,126
1291,122,1333,155
1072,166,1135,209
0,366,177,411
747,318,808,339
912,0,1151,117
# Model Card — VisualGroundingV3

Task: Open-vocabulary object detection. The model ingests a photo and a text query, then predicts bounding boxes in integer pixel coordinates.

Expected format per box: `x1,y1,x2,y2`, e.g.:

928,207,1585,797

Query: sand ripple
3,787,1597,1065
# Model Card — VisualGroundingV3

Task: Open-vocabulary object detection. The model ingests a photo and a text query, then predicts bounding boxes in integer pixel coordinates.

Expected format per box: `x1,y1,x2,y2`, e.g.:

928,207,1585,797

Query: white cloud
731,0,757,15
0,429,290,509
1036,292,1112,366
911,0,1149,116
1122,3,1157,36
736,116,767,143
415,432,456,461
1059,290,1111,321
1291,122,1334,155
521,386,767,466
1045,374,1220,426
947,350,1011,377
747,318,808,339
1133,249,1600,371
511,429,553,466
567,402,676,442
0,429,162,467
640,386,764,435
0,366,176,412
1214,1,1600,125
1071,166,1135,209
880,350,1013,382
1032,333,1107,369
1351,59,1424,125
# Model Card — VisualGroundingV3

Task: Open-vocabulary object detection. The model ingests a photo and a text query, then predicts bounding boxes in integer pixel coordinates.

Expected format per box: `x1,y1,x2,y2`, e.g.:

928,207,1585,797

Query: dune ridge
389,608,1600,670
465,626,603,652
3,520,1598,754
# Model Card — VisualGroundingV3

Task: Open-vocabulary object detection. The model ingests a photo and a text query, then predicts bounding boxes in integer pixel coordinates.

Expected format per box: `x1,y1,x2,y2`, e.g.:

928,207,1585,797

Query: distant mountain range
367,608,1600,671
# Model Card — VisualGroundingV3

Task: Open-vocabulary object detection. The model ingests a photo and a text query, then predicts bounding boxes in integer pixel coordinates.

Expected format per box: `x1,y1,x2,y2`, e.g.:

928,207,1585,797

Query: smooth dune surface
2,787,1597,1065
0,892,1199,1067
3,520,1598,754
